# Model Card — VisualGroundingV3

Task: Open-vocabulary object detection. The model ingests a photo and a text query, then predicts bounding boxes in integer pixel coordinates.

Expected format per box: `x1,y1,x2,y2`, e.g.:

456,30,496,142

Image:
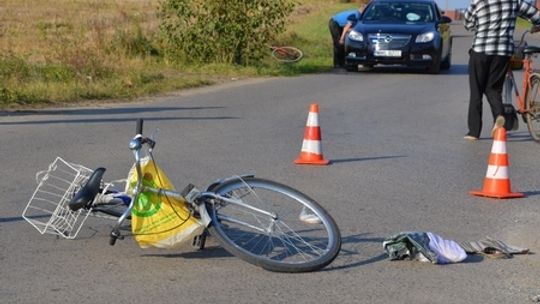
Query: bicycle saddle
523,46,540,55
68,167,106,211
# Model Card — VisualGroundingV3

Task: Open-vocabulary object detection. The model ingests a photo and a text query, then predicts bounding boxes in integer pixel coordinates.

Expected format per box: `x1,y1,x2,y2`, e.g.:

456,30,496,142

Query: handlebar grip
110,229,121,246
136,119,143,135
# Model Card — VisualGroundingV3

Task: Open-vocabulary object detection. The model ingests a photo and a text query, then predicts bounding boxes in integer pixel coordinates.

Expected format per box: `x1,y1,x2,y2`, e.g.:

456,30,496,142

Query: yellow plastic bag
126,157,204,248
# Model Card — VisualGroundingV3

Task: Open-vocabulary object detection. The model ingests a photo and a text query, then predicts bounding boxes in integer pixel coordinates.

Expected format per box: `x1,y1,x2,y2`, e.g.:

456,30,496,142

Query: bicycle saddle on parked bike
68,168,106,211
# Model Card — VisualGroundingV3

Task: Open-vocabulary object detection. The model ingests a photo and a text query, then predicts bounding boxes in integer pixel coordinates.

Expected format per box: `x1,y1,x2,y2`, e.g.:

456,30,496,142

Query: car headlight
348,30,363,42
416,32,435,43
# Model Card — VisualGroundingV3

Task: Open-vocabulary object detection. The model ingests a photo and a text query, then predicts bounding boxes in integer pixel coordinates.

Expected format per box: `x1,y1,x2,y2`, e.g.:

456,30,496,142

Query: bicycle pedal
192,233,207,250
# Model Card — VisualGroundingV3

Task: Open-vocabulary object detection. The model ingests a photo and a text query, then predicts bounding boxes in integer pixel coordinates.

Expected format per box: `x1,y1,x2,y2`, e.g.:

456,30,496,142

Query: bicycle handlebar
130,119,155,149
136,118,143,135
517,30,530,48
518,26,540,47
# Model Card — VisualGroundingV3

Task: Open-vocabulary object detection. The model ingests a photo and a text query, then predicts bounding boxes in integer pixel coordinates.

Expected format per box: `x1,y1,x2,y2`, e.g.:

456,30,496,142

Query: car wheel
427,49,442,74
441,38,452,70
427,62,441,74
360,64,374,71
345,64,358,72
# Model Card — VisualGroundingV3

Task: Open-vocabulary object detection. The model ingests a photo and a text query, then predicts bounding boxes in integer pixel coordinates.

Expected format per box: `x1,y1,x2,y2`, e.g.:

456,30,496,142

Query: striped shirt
464,0,540,56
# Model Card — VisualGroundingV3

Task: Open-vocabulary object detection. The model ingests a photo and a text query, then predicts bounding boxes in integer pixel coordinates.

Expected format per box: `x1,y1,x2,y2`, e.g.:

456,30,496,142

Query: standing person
329,0,368,68
464,0,540,141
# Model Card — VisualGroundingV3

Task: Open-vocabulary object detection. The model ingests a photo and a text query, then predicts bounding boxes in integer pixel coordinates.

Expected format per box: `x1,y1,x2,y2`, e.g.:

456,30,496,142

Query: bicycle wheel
207,177,341,272
92,192,131,219
271,46,303,63
93,201,130,219
525,74,540,142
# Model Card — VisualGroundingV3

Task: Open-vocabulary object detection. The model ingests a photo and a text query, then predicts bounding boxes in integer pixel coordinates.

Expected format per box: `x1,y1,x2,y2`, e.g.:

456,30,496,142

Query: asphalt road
2,24,540,303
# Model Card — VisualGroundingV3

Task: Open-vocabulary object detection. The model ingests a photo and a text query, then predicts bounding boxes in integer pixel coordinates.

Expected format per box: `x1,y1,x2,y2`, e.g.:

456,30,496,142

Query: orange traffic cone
470,127,524,199
294,103,330,165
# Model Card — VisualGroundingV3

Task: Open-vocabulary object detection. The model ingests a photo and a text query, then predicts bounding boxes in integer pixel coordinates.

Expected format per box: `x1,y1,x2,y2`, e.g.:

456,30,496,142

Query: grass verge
0,0,357,109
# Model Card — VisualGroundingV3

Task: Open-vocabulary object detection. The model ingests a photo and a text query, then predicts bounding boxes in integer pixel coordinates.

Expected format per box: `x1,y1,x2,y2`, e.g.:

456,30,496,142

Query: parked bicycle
502,28,540,143
22,119,341,272
269,45,303,63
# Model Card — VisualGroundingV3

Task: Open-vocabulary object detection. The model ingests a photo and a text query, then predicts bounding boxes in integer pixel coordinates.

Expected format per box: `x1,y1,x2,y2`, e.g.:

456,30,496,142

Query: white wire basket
22,157,94,239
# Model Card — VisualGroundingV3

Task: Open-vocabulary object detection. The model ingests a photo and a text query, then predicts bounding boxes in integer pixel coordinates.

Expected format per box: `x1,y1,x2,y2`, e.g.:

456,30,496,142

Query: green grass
0,55,212,107
0,1,357,109
517,17,532,29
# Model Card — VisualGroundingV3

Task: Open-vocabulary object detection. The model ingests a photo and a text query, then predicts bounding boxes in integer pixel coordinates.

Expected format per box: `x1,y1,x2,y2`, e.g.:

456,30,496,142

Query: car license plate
374,50,402,57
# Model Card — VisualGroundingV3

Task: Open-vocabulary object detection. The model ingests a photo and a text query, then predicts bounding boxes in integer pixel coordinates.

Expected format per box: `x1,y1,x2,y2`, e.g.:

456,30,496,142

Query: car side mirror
439,16,452,24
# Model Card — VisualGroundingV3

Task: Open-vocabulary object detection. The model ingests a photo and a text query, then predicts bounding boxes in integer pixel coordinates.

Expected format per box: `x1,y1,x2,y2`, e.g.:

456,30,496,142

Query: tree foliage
159,0,296,65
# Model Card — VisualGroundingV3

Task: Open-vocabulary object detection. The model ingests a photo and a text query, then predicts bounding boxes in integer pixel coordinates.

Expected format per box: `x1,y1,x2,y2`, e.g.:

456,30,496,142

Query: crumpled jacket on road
383,232,467,264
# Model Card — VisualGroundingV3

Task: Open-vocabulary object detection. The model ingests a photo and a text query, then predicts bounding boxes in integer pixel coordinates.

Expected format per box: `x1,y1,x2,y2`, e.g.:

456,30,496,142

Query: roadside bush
113,26,161,58
159,0,296,65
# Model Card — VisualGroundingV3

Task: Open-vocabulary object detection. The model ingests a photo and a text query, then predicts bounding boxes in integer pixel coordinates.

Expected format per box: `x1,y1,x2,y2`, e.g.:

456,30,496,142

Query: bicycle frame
507,31,538,115
108,128,276,244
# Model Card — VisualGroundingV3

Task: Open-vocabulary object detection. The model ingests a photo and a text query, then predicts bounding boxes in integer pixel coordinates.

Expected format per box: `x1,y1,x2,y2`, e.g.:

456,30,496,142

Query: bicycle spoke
273,222,328,257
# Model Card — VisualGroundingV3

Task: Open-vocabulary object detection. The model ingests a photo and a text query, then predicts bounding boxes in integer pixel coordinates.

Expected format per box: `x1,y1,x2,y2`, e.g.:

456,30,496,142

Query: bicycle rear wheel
525,74,540,143
271,46,303,63
207,177,341,272
502,73,514,105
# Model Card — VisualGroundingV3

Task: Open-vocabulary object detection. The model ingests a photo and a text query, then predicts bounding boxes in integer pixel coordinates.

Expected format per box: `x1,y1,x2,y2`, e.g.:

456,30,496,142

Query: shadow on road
507,131,538,143
462,254,484,264
0,105,239,125
446,64,468,75
0,115,239,126
0,106,224,117
141,246,234,259
141,233,391,269
331,155,407,164
329,63,468,75
322,233,388,272
522,190,540,197
0,215,32,223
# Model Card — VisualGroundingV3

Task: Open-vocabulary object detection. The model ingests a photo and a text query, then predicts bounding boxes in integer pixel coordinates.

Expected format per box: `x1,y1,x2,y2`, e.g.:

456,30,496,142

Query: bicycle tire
525,74,540,143
92,191,131,219
92,202,131,220
271,46,303,63
206,177,341,272
502,73,514,105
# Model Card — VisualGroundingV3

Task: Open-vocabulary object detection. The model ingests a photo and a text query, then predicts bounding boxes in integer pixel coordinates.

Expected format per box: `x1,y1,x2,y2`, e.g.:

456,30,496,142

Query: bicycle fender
206,174,255,192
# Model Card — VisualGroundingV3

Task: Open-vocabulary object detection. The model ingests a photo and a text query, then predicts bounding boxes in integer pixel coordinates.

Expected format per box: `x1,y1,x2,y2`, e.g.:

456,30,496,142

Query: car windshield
363,2,435,24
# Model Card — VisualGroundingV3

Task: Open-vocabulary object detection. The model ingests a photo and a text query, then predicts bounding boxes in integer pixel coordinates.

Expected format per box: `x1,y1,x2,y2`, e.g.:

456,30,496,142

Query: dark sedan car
344,0,452,74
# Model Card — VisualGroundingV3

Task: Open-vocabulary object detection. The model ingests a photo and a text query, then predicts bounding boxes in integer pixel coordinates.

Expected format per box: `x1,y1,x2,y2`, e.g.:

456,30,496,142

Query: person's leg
337,36,345,67
467,50,490,138
328,19,343,67
484,55,511,119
